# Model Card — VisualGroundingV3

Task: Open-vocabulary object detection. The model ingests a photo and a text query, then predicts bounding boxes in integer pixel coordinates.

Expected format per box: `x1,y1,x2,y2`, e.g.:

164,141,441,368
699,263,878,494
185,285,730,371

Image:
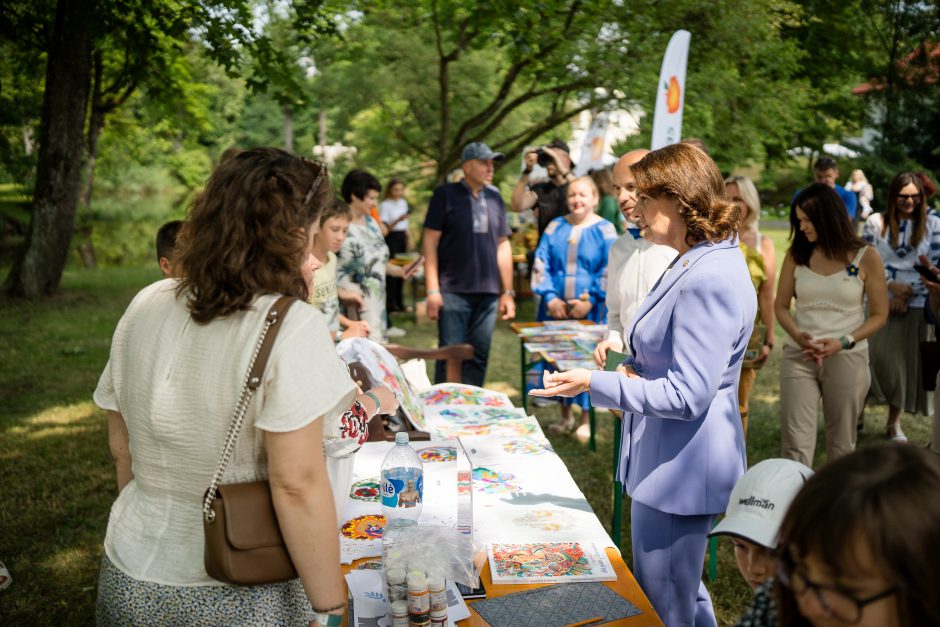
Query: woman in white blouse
863,172,940,441
94,149,397,626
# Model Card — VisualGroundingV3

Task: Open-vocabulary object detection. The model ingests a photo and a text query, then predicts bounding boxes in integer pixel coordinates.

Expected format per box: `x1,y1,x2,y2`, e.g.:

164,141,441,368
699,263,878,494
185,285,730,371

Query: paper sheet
487,542,617,584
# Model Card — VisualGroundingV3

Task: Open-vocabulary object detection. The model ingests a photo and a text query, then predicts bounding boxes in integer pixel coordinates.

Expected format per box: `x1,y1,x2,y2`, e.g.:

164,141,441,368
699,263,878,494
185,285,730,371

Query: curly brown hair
174,148,333,323
631,143,739,246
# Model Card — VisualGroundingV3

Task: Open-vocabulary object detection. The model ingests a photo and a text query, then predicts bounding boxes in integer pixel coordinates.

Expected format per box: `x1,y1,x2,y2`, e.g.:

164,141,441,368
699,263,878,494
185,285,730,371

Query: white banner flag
650,30,691,150
575,113,610,176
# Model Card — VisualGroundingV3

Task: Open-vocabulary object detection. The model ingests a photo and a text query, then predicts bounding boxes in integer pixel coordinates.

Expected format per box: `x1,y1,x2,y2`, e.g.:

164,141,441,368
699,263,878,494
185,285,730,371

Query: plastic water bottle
381,432,424,529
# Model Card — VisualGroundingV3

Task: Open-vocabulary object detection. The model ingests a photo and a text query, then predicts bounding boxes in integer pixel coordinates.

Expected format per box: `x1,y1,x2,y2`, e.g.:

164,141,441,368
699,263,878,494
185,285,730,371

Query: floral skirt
96,555,315,626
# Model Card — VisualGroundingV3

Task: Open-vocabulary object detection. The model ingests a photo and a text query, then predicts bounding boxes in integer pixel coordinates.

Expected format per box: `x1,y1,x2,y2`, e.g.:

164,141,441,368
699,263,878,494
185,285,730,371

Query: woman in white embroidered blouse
863,172,940,441
94,149,398,626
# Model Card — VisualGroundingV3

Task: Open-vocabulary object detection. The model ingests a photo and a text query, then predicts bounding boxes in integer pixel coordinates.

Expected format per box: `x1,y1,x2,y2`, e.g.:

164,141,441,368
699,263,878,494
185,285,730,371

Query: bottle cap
407,570,427,588
386,567,406,584
427,573,444,590
390,600,409,616
395,431,410,444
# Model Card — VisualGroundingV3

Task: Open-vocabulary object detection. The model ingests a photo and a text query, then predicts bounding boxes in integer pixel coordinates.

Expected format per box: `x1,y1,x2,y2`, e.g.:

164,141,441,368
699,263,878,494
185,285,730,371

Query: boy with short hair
156,220,183,278
709,459,812,592
310,200,371,341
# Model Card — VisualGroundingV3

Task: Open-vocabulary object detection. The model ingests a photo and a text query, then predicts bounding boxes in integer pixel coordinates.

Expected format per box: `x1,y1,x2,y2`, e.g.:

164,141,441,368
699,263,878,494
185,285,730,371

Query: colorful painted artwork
336,338,425,429
427,406,528,425
341,515,386,540
349,478,381,502
501,438,551,456
472,467,521,494
419,383,512,408
487,542,617,584
417,446,457,462
551,359,597,372
523,341,577,354
512,509,576,532
433,420,541,440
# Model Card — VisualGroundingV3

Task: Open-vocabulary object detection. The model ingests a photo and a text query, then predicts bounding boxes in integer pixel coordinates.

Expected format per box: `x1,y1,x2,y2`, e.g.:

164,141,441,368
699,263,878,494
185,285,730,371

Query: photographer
510,138,577,237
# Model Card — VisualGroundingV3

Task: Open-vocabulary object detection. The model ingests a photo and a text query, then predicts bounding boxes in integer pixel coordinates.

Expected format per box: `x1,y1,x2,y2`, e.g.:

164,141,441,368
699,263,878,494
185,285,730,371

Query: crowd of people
93,141,940,627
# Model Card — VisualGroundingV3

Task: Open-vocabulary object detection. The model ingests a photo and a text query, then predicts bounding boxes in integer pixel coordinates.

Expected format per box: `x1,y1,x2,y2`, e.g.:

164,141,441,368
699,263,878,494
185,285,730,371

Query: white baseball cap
709,458,813,549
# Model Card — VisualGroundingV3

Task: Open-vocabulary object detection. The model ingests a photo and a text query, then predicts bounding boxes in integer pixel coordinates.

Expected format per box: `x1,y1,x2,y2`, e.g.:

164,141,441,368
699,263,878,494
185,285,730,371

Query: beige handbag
202,296,299,585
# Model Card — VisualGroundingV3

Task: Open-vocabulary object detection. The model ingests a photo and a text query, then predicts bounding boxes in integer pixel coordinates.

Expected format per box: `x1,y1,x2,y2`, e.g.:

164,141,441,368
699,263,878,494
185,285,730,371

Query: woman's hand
808,337,841,364
547,297,569,319
889,298,909,314
341,320,371,339
567,299,592,319
751,343,772,367
529,368,592,398
616,364,640,379
363,385,400,416
887,280,914,302
592,340,618,368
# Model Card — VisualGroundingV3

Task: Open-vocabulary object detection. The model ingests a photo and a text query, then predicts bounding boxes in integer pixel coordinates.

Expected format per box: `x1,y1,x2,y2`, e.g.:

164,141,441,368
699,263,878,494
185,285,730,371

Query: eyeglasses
300,158,327,207
896,193,922,203
776,555,899,624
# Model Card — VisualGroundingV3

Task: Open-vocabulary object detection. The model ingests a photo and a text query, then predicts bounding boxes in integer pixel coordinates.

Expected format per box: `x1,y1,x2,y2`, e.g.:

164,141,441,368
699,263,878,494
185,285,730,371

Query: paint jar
407,570,430,616
429,608,448,626
386,567,407,603
427,573,447,612
409,614,430,627
390,600,410,627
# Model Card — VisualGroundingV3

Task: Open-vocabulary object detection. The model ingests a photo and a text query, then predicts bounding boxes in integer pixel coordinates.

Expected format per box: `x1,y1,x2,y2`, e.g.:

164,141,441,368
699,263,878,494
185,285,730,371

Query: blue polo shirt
793,183,859,220
424,181,510,295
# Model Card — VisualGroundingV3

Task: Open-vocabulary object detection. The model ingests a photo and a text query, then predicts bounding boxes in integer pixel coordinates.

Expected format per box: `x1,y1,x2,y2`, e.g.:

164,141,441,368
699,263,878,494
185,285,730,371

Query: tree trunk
283,103,294,153
4,0,94,297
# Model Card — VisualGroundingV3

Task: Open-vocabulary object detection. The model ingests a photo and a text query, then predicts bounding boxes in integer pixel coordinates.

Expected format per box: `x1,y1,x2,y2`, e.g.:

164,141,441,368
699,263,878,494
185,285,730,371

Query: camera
535,148,555,168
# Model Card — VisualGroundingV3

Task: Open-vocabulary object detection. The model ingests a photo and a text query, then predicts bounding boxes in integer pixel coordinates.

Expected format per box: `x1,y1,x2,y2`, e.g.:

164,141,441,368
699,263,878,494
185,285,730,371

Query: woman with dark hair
531,143,756,627
735,443,940,627
94,148,398,625
863,173,940,441
775,183,887,466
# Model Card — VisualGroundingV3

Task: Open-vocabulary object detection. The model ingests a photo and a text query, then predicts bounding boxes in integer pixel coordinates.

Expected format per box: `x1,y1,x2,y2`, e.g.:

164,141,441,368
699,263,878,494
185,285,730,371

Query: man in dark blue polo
794,156,858,222
423,142,516,385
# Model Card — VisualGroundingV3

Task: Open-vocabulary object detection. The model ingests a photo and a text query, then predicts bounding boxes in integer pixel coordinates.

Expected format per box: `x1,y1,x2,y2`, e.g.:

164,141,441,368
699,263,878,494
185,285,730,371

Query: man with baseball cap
422,142,516,386
510,138,577,237
709,458,813,592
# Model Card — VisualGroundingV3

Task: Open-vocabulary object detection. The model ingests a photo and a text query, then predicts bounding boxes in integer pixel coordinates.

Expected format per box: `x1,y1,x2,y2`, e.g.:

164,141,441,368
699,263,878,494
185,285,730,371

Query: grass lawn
0,226,932,624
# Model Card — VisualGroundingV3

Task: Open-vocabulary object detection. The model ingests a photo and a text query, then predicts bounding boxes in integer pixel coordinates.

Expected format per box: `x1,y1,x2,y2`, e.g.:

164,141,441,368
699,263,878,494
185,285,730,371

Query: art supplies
487,542,617,584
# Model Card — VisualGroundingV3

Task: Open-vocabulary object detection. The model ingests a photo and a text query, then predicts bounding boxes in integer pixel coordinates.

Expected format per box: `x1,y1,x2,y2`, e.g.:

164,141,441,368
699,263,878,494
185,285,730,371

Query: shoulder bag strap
202,295,298,523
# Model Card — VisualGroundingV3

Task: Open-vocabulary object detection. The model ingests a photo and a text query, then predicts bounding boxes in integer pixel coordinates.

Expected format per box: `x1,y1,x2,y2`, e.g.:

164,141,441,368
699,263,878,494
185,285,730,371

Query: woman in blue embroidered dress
531,176,618,439
862,172,940,441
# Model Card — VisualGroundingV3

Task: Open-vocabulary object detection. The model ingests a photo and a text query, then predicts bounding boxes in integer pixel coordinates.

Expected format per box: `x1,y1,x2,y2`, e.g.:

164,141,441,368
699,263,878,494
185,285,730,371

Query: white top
379,197,410,233
863,212,940,309
605,228,677,353
94,280,358,586
790,247,869,353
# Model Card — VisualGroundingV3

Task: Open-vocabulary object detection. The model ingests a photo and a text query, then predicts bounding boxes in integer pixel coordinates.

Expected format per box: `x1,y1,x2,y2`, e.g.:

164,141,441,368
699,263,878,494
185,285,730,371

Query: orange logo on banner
666,76,681,113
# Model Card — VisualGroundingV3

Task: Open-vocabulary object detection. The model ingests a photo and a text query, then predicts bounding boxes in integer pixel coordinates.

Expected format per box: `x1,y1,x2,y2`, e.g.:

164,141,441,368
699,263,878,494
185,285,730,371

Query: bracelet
427,289,441,296
763,341,774,350
363,391,382,415
313,601,346,613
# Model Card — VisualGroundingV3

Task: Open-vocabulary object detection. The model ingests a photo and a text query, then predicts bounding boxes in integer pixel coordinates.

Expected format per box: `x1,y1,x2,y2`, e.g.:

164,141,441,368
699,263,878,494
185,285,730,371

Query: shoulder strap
851,245,868,266
203,295,298,522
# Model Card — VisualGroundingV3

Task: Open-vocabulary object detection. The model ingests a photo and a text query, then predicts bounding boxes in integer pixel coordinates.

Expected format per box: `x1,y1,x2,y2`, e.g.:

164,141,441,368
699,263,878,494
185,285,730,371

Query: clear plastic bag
382,524,485,599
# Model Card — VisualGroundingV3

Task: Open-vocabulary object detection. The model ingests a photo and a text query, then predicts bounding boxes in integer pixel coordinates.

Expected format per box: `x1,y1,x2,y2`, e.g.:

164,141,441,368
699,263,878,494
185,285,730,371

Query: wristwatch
315,613,343,626
840,334,857,350
502,289,516,298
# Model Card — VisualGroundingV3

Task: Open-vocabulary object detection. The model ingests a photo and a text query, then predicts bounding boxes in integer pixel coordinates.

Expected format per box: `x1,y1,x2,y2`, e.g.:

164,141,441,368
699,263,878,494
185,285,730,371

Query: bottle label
381,468,423,509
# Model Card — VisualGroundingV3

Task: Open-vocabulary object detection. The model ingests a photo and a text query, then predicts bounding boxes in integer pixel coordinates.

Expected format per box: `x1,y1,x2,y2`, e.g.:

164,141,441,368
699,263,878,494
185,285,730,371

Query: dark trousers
385,230,407,312
435,292,498,386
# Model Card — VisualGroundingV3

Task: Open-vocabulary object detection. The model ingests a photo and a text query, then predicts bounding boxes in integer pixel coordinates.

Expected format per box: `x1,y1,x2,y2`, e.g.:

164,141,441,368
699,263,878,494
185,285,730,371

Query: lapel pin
682,260,689,268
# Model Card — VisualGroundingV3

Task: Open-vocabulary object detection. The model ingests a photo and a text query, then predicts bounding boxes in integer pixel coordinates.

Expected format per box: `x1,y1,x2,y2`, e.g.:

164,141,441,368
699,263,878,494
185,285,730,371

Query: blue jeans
436,292,498,386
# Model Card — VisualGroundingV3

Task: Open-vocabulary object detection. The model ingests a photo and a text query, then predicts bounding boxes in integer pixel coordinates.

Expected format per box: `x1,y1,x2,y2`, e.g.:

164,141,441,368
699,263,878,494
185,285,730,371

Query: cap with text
709,458,813,549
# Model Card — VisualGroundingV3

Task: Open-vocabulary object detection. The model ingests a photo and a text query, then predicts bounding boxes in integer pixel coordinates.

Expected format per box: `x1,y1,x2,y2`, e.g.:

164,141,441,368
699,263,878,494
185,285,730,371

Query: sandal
886,423,908,443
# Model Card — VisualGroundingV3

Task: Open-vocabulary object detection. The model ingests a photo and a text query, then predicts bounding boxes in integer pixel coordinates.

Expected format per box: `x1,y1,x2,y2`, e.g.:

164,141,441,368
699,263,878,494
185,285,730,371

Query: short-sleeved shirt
379,198,410,233
423,181,511,295
531,180,569,236
310,250,340,337
93,280,358,586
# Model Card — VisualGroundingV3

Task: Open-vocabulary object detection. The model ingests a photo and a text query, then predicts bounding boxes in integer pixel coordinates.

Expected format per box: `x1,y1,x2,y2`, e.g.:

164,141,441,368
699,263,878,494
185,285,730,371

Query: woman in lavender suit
532,143,756,627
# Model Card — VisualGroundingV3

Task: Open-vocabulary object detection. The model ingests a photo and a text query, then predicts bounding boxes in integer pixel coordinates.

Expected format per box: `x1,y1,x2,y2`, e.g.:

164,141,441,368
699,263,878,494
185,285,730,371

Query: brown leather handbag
203,296,299,585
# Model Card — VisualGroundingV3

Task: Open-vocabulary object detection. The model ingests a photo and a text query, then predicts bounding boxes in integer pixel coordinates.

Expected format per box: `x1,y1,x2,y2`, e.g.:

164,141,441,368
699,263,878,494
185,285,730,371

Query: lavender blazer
589,237,756,516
